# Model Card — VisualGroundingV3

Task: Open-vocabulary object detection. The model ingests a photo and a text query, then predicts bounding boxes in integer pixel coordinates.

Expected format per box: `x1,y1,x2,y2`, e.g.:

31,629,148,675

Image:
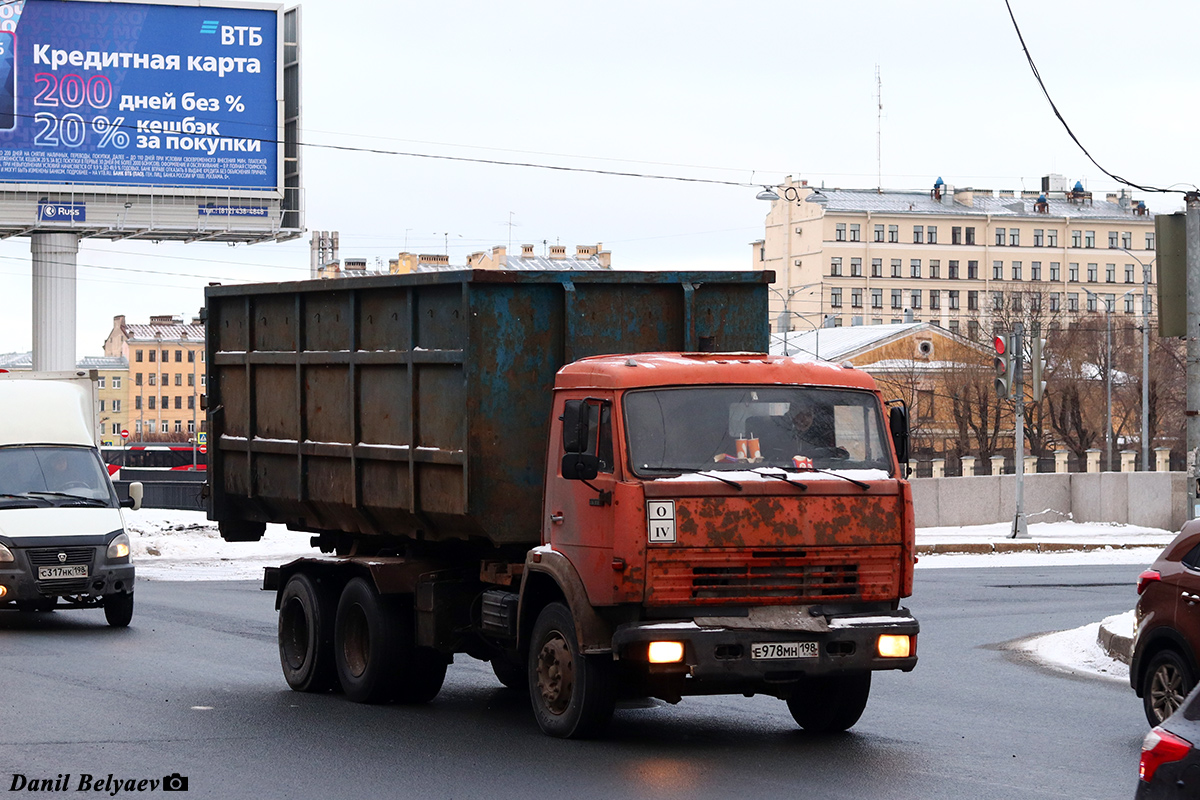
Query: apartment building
752,174,1158,338
103,314,206,441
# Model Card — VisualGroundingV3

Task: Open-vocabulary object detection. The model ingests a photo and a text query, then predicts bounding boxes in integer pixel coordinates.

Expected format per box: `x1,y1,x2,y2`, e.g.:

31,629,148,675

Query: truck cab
0,371,143,626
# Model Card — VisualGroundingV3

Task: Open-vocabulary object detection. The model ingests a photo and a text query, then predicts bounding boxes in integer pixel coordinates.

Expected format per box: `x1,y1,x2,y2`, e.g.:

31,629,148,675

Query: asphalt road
0,564,1150,800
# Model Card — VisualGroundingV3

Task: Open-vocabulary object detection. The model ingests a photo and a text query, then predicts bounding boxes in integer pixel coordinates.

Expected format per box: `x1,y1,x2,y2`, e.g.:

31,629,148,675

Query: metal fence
114,480,207,512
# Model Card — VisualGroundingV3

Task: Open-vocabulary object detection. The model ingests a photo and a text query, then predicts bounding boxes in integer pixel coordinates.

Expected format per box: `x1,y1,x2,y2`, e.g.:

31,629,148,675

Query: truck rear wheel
786,672,871,733
491,657,526,691
528,602,615,738
334,578,447,704
103,592,133,627
278,573,337,692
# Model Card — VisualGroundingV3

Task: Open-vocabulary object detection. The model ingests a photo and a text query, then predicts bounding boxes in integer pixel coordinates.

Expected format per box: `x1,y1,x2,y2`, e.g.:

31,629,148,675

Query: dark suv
1133,520,1200,726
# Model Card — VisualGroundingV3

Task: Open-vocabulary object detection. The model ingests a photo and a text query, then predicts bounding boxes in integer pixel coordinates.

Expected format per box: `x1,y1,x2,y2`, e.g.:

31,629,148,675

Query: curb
1098,617,1133,665
916,542,1160,556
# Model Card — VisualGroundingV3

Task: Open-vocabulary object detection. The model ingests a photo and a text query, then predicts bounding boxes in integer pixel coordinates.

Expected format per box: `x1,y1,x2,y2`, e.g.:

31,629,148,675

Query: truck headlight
106,533,130,560
877,634,912,658
0,543,12,563
648,641,685,663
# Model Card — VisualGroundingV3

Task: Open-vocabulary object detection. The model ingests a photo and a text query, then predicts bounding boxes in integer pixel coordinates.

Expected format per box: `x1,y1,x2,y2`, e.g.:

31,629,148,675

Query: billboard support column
30,232,78,372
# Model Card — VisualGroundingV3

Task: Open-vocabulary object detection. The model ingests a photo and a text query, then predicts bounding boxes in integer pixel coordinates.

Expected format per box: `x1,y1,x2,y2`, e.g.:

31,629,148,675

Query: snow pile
1020,611,1134,683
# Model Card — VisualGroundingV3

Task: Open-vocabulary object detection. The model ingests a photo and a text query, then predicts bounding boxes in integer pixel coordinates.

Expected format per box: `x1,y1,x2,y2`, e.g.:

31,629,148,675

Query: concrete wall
910,471,1188,532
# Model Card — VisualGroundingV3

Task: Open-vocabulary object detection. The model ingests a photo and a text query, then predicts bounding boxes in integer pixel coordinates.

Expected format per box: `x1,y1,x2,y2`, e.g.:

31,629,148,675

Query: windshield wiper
0,493,45,508
650,468,743,490
795,468,871,491
751,468,808,491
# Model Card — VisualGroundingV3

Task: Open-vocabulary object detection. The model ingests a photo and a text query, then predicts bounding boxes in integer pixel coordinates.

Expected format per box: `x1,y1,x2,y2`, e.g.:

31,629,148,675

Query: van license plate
751,642,818,660
38,565,87,580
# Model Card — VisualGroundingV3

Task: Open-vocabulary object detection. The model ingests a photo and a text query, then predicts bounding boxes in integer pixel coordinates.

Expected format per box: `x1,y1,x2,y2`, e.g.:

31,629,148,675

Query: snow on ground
1020,611,1135,683
916,519,1172,570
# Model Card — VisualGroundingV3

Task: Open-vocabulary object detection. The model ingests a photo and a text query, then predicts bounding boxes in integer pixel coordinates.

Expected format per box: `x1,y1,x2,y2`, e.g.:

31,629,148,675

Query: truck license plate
37,564,87,580
751,641,818,660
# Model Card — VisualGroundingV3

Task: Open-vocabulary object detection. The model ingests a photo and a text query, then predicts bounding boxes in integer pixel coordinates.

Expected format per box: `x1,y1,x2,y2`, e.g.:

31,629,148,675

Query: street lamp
1121,248,1156,471
770,283,823,357
1084,287,1136,471
756,185,830,205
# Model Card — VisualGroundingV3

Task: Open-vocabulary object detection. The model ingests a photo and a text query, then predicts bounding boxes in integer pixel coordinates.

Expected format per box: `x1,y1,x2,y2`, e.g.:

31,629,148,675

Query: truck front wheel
278,573,337,692
103,592,133,627
334,578,447,704
528,602,615,738
786,672,871,733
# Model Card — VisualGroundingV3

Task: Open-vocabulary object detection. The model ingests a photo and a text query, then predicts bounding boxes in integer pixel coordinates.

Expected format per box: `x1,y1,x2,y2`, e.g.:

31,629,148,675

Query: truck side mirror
200,393,207,411
888,405,909,465
561,399,590,454
561,453,600,481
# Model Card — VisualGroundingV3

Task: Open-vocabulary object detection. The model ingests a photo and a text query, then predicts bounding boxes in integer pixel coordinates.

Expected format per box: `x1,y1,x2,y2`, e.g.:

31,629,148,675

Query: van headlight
106,533,130,560
0,543,12,562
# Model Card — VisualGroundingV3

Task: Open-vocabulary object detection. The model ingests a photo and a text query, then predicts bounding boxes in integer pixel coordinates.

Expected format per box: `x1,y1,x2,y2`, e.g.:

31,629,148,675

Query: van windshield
0,446,118,507
624,386,893,476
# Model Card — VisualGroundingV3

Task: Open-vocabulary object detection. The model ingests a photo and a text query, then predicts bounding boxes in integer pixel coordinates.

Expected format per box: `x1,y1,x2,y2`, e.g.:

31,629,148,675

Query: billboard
0,0,301,242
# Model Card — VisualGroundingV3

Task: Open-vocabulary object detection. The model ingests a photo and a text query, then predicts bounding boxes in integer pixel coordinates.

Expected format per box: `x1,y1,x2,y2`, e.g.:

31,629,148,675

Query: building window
160,350,167,362
871,289,883,309
148,396,156,410
1050,262,1060,281
1105,263,1116,283
1147,232,1156,250
187,350,195,363
1068,293,1079,312
992,291,1004,310
148,373,156,386
1031,261,1041,281
1009,229,1020,247
174,396,181,410
135,396,142,411
110,399,120,412
1087,263,1098,282
1125,295,1135,314
1050,293,1060,312
911,290,922,309
111,423,120,436
830,288,843,308
949,319,960,335
1011,262,1022,281
929,290,941,310
952,226,962,245
1108,231,1119,249
187,373,195,387
948,290,960,310
1069,263,1079,282
835,223,846,241
891,289,903,309
852,258,865,277
1033,229,1044,247
927,226,937,244
200,374,206,386
1072,230,1082,247
135,350,143,363
968,290,979,310
968,320,980,339
910,259,921,278
134,420,142,434
1030,293,1041,312
993,261,1003,280
99,399,105,412
161,421,169,434
888,225,899,243
948,260,959,280
188,419,195,434
830,257,842,276
847,223,860,242
161,373,168,386
890,259,901,278
1104,293,1115,312
968,260,979,280
929,260,940,279
113,376,121,389
1122,231,1132,249
149,349,156,363
995,228,1006,246
874,224,884,243
851,289,863,308
865,259,877,278
1012,293,1023,312
1086,293,1097,312
173,373,181,386
174,350,181,362
97,376,106,389
174,420,183,433
965,227,975,245
1085,231,1095,248
1125,263,1135,283
1047,229,1058,247
913,225,924,244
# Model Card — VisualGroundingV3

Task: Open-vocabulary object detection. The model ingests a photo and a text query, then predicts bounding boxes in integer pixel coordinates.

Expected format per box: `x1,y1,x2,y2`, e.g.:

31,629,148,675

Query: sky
1,0,1199,356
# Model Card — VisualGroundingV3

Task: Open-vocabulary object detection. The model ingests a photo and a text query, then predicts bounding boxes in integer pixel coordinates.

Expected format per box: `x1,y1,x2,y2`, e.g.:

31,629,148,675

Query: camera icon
162,774,189,792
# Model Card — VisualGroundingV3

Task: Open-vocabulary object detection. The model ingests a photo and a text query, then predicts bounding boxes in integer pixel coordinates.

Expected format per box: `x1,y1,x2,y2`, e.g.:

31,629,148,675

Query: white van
0,371,143,626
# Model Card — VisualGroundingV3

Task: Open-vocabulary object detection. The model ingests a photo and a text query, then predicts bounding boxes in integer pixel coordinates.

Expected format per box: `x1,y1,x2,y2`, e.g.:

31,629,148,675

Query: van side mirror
888,405,909,465
121,481,143,511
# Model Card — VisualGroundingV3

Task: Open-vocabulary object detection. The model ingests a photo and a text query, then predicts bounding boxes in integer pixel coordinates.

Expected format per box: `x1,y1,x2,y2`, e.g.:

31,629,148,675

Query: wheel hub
536,633,574,715
1151,663,1185,721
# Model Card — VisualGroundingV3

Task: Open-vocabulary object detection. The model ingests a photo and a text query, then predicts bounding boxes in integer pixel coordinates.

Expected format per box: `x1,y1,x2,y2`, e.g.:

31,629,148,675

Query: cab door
543,395,617,605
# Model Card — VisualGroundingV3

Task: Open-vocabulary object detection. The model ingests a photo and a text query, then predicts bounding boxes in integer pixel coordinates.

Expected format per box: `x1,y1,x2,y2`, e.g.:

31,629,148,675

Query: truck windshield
0,446,118,507
624,386,893,476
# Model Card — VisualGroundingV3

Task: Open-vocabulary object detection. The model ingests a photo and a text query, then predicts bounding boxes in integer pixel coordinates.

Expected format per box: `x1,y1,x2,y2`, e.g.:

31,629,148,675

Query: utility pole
1011,322,1029,538
1187,192,1200,519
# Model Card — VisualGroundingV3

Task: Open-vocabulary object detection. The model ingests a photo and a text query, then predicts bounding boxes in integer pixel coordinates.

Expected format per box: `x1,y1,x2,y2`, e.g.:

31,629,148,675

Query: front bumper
612,606,918,693
0,534,135,605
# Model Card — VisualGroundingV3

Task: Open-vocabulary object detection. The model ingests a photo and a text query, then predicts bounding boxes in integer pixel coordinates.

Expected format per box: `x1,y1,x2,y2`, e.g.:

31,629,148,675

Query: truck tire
491,657,527,691
103,592,133,628
334,578,447,705
278,573,337,693
786,672,871,733
528,602,616,738
1143,649,1195,726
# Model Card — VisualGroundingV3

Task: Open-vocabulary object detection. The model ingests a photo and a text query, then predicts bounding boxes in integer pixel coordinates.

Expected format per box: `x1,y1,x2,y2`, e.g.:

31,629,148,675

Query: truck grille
645,546,901,606
27,547,95,594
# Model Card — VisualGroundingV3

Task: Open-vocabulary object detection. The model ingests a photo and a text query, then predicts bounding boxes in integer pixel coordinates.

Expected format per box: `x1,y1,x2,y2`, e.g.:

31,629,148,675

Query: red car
1132,520,1200,725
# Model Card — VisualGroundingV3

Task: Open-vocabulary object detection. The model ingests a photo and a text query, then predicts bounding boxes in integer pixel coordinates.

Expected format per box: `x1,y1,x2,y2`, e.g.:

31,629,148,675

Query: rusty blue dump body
204,269,770,549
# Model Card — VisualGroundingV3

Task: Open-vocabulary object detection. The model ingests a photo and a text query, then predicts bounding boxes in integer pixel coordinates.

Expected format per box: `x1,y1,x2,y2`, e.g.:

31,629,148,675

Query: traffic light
1030,336,1048,402
994,334,1012,399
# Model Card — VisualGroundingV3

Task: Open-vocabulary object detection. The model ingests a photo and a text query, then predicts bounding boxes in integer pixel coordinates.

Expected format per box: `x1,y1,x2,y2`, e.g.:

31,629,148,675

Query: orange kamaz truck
204,269,918,738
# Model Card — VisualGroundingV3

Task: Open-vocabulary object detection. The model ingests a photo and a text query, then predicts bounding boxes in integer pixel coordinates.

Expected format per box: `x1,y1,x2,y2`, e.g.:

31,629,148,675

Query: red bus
101,443,206,481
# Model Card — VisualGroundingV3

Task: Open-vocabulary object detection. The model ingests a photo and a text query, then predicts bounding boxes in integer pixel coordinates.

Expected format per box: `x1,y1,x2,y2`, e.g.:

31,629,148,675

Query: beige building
103,315,206,442
752,174,1157,339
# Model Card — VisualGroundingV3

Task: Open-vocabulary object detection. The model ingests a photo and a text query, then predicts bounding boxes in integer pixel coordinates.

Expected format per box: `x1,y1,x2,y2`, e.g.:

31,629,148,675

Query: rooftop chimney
549,245,566,260
521,244,535,258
